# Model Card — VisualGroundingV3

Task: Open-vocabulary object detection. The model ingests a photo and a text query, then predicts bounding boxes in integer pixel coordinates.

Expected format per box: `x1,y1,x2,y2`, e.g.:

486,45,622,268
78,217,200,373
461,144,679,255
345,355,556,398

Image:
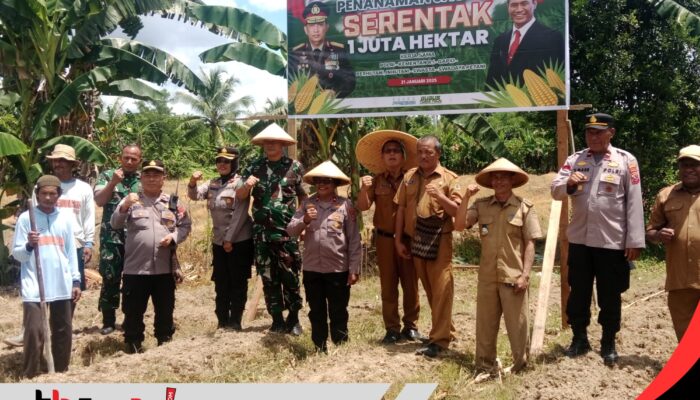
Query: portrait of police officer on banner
289,1,356,98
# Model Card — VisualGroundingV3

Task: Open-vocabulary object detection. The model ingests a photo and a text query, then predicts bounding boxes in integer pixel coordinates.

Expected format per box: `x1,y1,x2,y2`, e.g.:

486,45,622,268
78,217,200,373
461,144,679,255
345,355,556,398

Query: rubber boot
565,326,592,357
230,309,243,331
600,330,619,366
101,309,116,335
285,309,302,336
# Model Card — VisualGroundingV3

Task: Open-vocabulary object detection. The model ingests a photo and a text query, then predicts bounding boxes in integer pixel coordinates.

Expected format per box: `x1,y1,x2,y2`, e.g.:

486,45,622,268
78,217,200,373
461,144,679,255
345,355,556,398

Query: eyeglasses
312,177,335,185
382,147,403,154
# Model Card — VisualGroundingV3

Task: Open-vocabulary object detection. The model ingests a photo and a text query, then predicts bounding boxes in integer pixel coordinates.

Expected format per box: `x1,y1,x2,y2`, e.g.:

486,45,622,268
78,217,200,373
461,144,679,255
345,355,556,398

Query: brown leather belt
375,228,395,238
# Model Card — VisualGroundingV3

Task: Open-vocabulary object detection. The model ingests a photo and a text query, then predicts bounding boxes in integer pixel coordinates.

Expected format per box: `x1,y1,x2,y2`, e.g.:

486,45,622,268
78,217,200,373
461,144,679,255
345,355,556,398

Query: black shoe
125,342,143,354
601,340,619,366
157,336,172,346
565,337,592,357
315,343,328,354
401,328,427,342
287,323,303,336
100,326,115,335
415,343,442,358
270,320,287,333
229,321,243,331
381,330,402,345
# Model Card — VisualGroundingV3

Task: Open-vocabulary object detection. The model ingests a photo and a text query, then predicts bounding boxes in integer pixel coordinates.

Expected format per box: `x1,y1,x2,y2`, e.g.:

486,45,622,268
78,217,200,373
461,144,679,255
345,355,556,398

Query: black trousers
23,300,73,377
303,271,351,349
121,274,175,344
212,239,254,325
567,243,630,334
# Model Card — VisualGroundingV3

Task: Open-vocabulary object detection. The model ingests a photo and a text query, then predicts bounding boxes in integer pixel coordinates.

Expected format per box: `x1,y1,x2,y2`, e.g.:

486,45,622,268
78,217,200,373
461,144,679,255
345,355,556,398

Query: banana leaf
0,132,29,157
41,135,108,165
199,42,287,78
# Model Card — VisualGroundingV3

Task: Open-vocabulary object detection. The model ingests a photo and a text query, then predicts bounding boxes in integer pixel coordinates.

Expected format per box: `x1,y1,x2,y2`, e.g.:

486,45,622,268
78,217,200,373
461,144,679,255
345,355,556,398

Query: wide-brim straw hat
355,130,418,174
45,144,78,163
251,123,297,146
475,158,529,189
303,160,351,186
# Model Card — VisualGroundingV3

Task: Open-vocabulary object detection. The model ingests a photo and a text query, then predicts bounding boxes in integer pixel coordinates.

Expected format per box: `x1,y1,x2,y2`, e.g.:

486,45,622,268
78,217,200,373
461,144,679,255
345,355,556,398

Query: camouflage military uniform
240,156,306,316
94,169,140,323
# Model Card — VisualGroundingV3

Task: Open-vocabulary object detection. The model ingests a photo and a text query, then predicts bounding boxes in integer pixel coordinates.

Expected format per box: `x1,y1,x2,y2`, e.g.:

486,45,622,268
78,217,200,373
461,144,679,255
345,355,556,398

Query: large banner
287,0,569,118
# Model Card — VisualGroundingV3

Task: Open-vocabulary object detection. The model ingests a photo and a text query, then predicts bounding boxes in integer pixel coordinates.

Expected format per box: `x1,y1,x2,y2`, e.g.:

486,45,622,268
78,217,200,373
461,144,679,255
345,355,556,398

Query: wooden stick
623,290,665,310
530,199,563,357
244,275,264,324
27,203,55,373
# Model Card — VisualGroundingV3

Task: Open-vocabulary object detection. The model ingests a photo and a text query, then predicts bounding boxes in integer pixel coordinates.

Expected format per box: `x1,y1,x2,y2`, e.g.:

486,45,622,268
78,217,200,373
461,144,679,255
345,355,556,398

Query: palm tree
176,68,253,146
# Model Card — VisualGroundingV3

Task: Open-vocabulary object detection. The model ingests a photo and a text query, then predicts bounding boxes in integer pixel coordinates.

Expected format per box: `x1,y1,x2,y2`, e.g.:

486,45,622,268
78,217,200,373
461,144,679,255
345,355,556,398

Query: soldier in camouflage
236,124,307,335
93,144,142,335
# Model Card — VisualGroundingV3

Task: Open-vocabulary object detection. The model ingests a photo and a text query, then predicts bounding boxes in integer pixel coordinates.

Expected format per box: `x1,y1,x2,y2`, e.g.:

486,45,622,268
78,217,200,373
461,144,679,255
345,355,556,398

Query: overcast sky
105,0,288,115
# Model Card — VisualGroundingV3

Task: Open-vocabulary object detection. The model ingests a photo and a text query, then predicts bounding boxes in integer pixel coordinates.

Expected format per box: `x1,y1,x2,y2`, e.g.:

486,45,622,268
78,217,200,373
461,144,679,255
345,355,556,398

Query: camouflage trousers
255,239,303,316
98,241,125,314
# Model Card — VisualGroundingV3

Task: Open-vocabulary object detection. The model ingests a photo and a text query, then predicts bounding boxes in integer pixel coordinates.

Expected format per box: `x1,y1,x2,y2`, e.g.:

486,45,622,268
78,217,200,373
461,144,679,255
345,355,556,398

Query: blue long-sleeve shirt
12,207,79,302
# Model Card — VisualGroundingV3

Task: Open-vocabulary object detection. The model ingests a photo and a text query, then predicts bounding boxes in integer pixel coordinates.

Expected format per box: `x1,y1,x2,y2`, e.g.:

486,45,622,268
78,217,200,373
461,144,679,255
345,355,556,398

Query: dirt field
0,176,678,399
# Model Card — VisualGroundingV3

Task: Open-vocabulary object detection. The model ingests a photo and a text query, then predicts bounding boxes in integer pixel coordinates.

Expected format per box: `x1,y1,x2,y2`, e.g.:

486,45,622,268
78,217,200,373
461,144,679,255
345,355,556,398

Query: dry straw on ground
0,175,677,399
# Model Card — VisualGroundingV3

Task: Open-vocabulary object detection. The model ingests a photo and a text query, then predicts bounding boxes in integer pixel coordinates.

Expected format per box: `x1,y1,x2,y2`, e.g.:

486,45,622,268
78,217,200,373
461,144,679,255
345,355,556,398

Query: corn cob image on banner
287,0,570,118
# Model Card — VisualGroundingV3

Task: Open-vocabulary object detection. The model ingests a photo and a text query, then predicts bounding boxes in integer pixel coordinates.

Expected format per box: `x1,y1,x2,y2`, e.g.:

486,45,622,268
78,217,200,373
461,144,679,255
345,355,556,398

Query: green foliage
453,234,481,265
175,68,253,146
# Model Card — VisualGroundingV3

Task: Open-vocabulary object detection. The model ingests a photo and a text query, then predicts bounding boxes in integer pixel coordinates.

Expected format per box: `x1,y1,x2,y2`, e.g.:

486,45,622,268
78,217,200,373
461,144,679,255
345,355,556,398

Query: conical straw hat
303,160,351,186
475,158,529,189
251,123,297,146
355,130,418,174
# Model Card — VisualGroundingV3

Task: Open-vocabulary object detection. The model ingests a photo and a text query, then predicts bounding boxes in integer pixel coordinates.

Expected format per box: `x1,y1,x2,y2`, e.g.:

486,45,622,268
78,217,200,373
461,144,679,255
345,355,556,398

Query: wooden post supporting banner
244,275,264,324
530,199,562,357
556,110,571,328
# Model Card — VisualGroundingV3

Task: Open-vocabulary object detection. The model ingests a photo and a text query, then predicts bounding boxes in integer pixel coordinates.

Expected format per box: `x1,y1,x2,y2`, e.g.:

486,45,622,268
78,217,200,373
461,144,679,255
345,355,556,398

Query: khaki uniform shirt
468,195,543,283
646,183,700,291
111,193,192,275
287,195,362,275
551,145,645,250
188,174,252,245
367,171,404,234
394,165,462,237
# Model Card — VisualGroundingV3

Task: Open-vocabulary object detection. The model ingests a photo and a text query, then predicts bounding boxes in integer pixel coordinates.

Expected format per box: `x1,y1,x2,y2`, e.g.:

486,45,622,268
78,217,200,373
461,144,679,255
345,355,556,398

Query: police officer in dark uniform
289,1,356,98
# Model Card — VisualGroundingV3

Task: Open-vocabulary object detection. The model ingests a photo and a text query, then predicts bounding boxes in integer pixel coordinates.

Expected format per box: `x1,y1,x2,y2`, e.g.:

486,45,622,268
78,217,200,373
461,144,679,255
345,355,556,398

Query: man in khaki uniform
356,130,423,344
646,145,700,341
551,113,645,366
455,158,542,375
394,135,462,357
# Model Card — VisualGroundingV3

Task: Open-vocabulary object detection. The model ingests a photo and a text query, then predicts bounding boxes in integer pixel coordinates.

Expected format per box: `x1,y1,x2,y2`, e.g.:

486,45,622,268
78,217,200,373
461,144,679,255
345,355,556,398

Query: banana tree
648,0,700,38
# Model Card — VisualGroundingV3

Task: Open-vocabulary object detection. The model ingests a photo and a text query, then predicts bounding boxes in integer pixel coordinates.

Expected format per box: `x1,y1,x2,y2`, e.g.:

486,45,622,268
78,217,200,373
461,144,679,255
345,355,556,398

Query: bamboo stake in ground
27,202,55,373
530,199,563,357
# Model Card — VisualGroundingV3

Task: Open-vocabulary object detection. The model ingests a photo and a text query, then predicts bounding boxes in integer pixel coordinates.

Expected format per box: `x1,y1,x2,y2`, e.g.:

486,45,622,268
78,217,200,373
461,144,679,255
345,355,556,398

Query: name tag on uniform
607,162,619,168
602,174,621,184
576,161,588,166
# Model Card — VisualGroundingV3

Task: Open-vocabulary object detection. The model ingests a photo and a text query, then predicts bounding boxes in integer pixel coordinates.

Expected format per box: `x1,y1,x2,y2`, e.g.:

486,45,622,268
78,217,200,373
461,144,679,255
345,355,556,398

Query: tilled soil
0,264,676,399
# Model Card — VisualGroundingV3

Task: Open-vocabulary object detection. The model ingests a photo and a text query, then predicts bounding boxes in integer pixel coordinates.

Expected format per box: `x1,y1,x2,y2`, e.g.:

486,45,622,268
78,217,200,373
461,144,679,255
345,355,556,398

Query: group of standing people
7,112,699,379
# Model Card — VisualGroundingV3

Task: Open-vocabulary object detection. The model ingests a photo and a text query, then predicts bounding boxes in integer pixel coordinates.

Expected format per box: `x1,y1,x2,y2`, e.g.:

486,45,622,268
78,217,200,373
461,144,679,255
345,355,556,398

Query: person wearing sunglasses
287,161,361,353
188,146,253,331
356,130,425,345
